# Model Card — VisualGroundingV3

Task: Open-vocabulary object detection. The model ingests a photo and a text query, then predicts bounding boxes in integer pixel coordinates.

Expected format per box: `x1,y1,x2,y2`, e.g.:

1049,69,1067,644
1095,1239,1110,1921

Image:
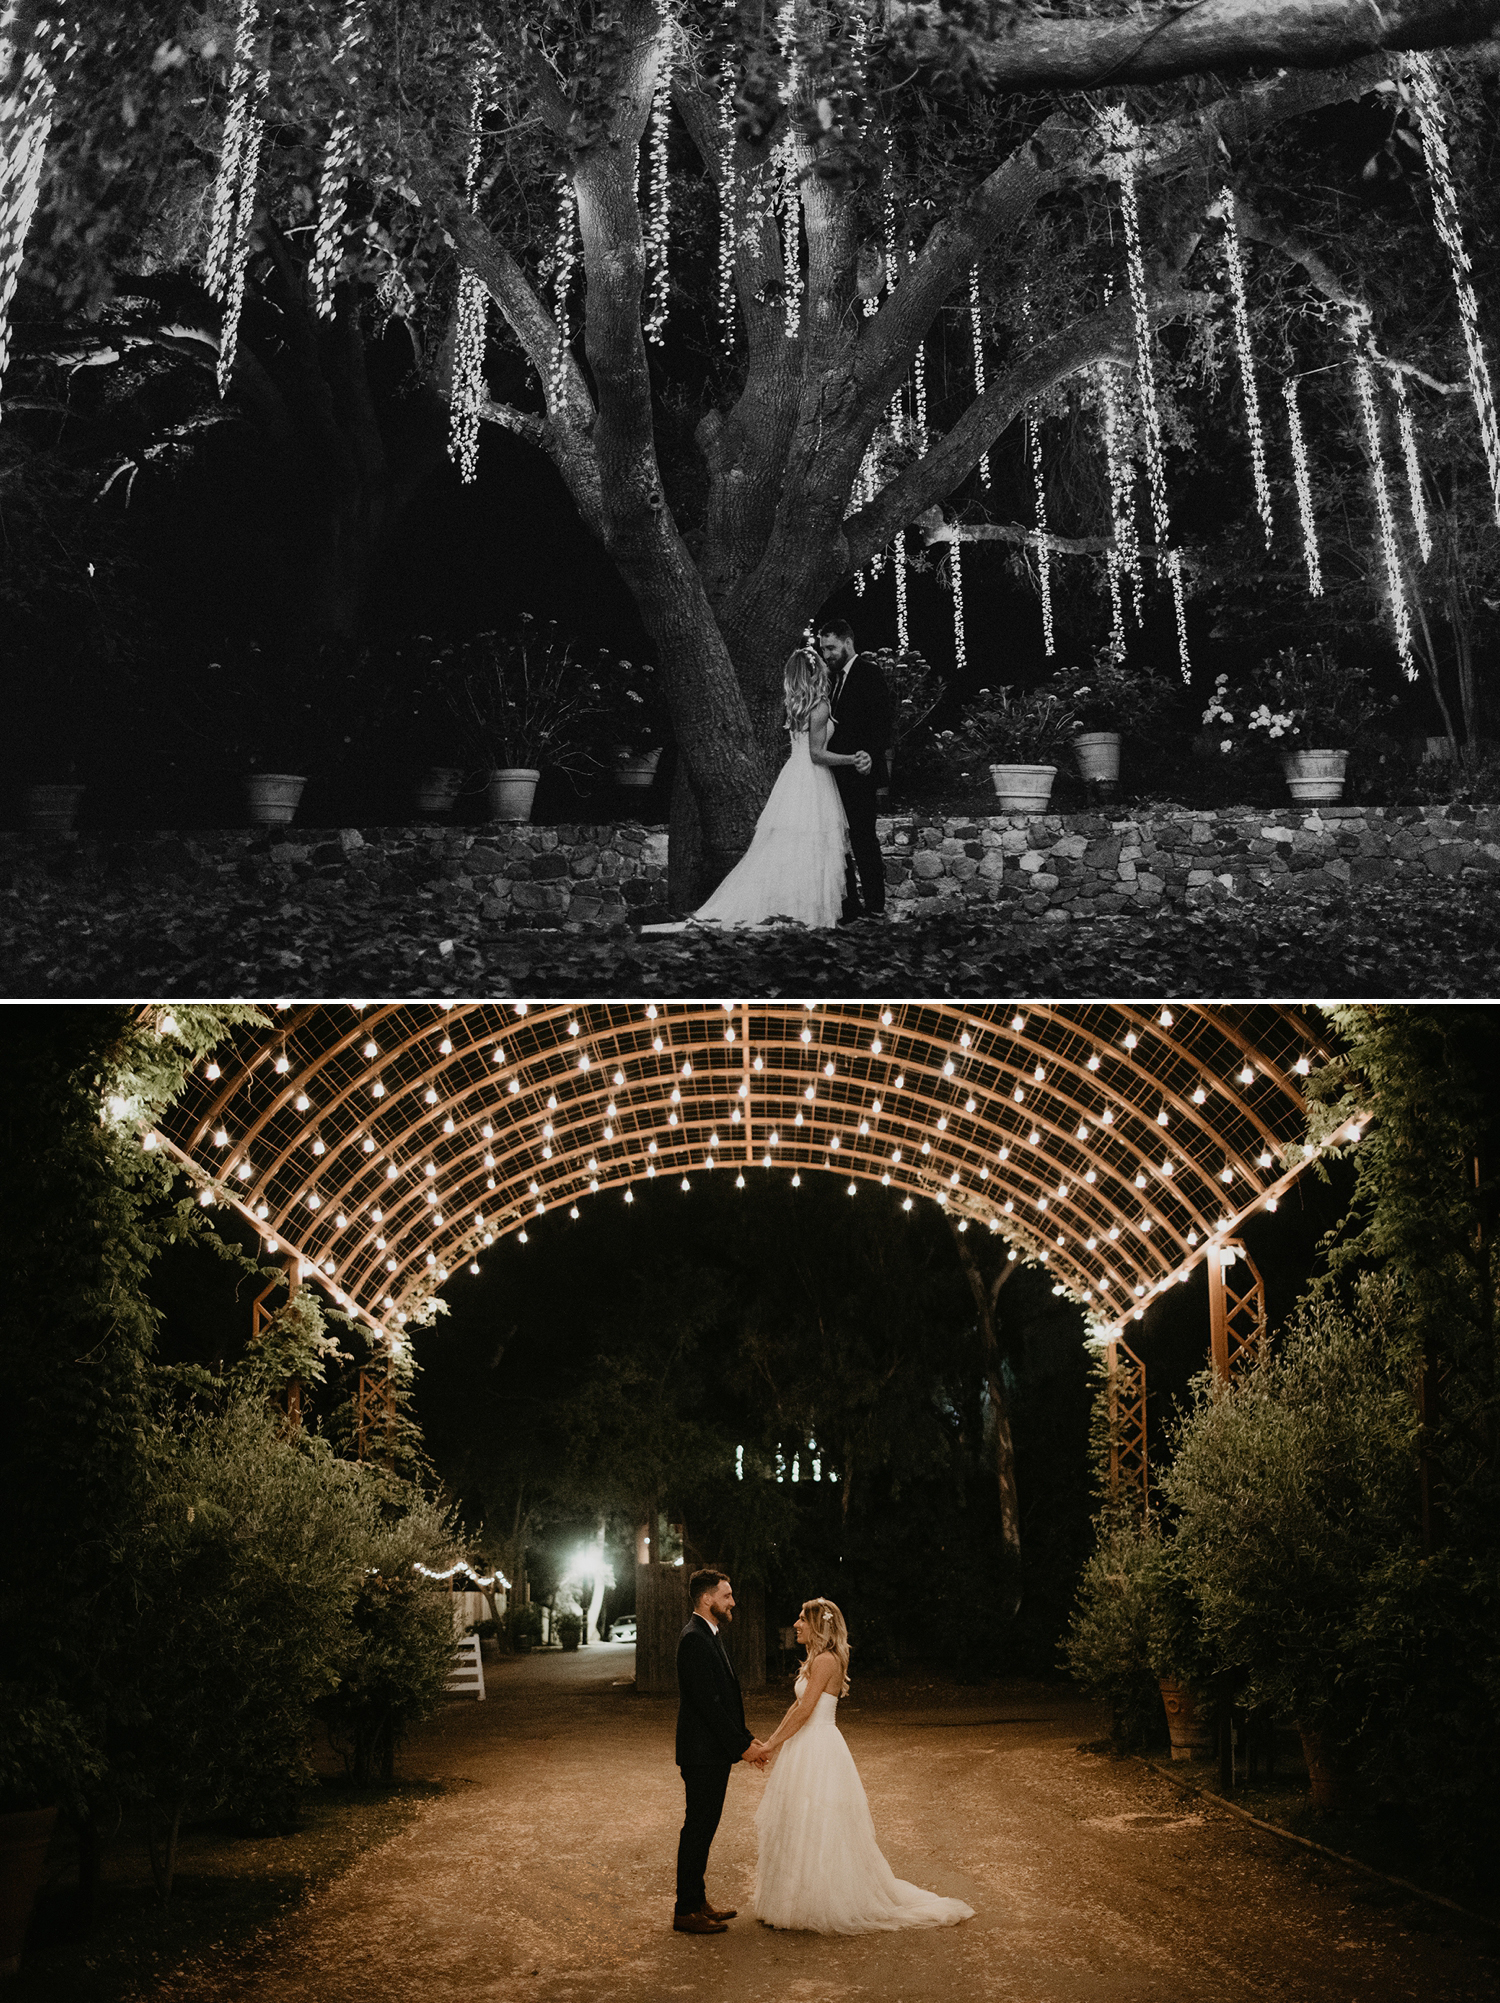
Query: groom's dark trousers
675,1613,753,1916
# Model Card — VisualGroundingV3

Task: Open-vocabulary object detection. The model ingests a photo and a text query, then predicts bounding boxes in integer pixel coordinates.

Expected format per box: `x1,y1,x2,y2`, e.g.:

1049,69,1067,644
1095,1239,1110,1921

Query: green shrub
1159,1281,1420,1750
1061,1513,1163,1748
318,1493,461,1787
508,1603,543,1644
556,1613,583,1651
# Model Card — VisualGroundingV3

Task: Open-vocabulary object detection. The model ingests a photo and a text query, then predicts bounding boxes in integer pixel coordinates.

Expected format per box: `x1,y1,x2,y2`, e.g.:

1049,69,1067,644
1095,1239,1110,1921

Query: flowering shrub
596,652,669,754
1041,640,1179,737
437,616,609,778
950,685,1079,768
1202,645,1391,755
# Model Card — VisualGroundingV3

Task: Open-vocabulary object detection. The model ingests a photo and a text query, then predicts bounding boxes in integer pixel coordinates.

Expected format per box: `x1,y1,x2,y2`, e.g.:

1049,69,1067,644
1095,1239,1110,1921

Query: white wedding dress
752,1675,975,1934
692,726,849,930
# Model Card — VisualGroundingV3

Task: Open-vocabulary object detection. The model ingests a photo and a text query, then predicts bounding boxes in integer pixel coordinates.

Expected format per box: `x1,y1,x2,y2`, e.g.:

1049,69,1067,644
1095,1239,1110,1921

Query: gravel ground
173,1646,1497,2003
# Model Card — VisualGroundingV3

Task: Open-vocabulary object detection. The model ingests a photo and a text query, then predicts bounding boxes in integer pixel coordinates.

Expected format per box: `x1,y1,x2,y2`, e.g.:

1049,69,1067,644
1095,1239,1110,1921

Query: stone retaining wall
881,802,1500,918
3,804,1496,932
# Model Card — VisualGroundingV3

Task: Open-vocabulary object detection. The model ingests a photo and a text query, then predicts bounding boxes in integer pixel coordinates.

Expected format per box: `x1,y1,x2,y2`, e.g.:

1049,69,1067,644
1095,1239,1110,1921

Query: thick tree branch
887,0,1500,94
919,512,1183,564
847,290,1212,570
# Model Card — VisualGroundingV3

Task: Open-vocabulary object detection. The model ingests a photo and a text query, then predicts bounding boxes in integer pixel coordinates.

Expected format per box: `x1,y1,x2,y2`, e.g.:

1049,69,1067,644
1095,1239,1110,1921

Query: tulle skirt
753,1712,975,1935
692,735,848,930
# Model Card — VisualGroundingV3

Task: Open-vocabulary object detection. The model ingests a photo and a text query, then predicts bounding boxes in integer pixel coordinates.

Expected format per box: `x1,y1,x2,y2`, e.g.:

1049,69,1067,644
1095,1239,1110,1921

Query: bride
692,650,869,931
751,1598,975,1934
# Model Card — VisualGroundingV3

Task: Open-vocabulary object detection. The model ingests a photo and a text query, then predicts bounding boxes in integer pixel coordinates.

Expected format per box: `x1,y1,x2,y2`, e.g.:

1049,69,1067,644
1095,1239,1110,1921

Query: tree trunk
946,1219,1024,1608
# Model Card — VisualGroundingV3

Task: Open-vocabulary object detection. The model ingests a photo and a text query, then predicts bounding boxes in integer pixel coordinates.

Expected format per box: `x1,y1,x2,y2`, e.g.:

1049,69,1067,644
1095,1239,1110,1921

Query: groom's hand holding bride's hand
852,751,872,774
742,1739,771,1767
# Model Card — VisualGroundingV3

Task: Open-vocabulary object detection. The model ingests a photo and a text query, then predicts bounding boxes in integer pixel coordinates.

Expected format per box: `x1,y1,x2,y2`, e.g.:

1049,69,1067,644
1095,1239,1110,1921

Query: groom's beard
716,1605,734,1625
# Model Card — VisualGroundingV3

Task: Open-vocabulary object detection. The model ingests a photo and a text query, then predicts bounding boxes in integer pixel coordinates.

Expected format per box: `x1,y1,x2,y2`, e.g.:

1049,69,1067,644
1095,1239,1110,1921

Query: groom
818,619,893,922
673,1567,767,1935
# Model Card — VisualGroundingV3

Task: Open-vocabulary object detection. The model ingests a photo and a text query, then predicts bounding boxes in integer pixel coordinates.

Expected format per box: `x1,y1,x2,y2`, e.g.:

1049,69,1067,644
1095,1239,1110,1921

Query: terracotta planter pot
1297,1722,1342,1810
1282,747,1347,805
242,773,307,826
616,747,662,789
22,783,86,835
0,1804,58,1976
1158,1678,1215,1762
413,765,464,817
1073,731,1121,786
989,763,1056,812
486,768,540,822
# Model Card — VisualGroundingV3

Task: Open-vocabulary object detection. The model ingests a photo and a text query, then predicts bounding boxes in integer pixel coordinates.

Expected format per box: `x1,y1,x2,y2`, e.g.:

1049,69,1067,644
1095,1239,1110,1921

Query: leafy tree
15,3,1500,891
112,1394,377,1895
1158,1282,1422,1796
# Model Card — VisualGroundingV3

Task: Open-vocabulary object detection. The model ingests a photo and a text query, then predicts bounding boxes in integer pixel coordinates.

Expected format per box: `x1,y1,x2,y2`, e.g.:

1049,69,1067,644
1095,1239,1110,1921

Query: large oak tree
12,0,1500,892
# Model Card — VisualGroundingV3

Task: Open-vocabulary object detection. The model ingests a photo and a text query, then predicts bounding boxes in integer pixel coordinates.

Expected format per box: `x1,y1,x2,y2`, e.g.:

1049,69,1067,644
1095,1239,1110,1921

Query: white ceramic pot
414,765,464,816
22,782,86,834
1283,747,1347,805
616,747,662,789
1073,731,1121,785
242,773,307,826
486,767,540,822
989,763,1056,812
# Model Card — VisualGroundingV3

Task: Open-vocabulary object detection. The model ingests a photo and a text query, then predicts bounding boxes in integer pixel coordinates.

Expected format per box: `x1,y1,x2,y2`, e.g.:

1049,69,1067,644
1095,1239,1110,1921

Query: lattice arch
151,1002,1336,1348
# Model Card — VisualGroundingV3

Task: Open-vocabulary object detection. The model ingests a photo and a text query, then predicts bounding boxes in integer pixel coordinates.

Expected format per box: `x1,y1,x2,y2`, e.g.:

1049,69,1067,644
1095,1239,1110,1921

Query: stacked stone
879,804,1500,921
2,822,671,932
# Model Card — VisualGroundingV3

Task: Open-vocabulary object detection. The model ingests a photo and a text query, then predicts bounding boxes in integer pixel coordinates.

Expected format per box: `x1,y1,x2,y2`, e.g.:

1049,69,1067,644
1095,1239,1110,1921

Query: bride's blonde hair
799,1597,851,1697
783,648,829,733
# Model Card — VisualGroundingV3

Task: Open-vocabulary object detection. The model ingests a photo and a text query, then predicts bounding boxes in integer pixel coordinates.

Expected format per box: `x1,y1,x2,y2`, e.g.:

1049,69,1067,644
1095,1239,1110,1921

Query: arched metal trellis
147,1003,1351,1356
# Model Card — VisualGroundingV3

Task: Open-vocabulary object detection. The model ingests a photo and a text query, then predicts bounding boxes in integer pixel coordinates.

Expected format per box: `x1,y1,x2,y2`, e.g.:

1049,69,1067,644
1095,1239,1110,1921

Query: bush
317,1492,462,1788
1061,1513,1164,1748
1159,1281,1420,1754
113,1395,377,1890
507,1602,544,1645
555,1613,583,1651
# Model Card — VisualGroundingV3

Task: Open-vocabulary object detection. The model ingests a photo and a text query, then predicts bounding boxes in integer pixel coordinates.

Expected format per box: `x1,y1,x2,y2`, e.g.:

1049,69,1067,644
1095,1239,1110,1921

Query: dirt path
220,1647,1494,2003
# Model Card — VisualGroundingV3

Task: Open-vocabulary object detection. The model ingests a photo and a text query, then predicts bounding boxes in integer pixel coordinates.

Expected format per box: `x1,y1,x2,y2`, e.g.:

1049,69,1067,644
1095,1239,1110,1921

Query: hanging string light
968,265,990,489
775,0,803,339
1388,365,1433,563
643,10,673,345
548,171,579,409
1102,104,1190,679
1096,357,1144,626
309,109,354,319
0,7,65,416
1406,53,1500,529
1281,375,1324,598
1220,190,1273,548
716,77,736,357
1352,343,1415,676
950,535,967,672
913,336,928,451
205,0,268,397
1027,414,1056,656
448,61,490,485
893,528,910,652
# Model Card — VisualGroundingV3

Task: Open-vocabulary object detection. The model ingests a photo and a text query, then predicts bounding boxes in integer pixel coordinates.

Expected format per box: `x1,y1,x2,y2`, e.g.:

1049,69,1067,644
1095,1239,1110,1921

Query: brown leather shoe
673,1910,727,1934
702,1902,738,1921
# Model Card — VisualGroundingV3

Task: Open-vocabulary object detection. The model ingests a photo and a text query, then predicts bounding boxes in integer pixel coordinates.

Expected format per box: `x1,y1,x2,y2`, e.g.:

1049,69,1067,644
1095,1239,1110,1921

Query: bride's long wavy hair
799,1597,851,1697
783,648,829,733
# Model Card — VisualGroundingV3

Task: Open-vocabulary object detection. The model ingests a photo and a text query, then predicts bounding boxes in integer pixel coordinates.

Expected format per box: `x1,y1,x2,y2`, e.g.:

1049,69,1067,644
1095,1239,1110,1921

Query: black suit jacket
675,1614,753,1768
830,653,894,762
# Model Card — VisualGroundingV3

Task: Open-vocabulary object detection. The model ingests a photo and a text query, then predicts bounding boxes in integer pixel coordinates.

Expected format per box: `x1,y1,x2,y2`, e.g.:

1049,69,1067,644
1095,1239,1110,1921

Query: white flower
1220,738,1233,754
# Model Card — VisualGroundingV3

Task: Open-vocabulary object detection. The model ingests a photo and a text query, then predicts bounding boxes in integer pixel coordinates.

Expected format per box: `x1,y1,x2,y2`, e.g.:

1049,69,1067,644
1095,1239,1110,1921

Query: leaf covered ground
6,868,1500,999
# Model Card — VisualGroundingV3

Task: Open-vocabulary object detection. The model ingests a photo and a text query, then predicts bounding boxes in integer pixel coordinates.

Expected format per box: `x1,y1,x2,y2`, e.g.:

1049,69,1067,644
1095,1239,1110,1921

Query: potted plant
555,1612,584,1653
1142,1536,1221,1764
184,642,327,825
1202,645,1392,805
951,685,1078,810
1042,640,1179,794
597,654,669,789
438,617,607,823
